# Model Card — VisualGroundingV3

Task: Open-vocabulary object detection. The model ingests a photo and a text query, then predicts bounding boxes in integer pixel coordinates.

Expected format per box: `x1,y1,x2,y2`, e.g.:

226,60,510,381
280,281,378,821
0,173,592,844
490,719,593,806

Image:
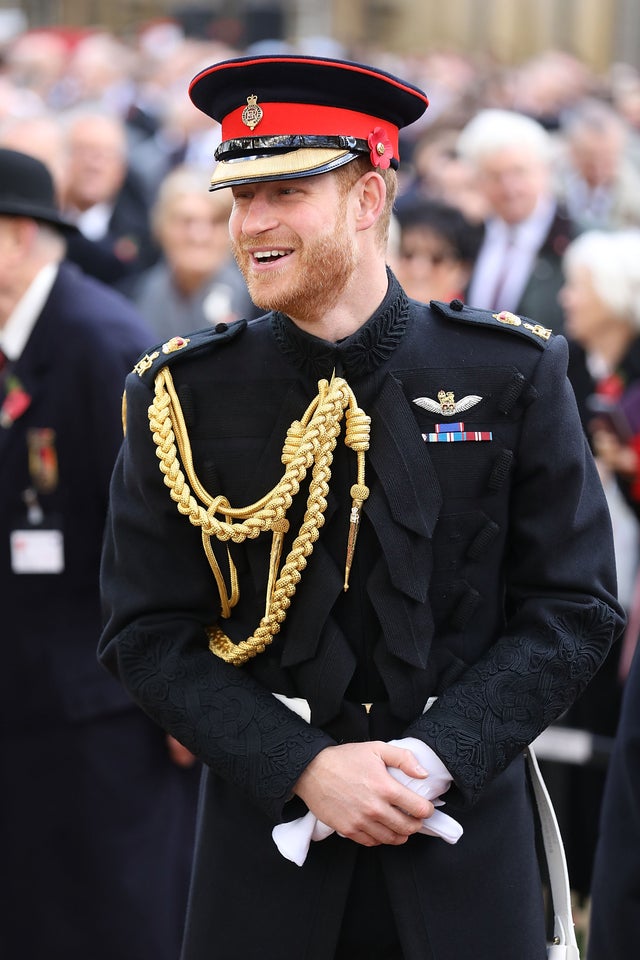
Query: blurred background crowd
2,1,640,956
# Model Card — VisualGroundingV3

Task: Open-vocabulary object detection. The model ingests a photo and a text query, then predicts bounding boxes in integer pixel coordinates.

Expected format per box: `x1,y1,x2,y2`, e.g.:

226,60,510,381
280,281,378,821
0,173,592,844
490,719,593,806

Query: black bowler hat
189,55,429,191
0,148,76,233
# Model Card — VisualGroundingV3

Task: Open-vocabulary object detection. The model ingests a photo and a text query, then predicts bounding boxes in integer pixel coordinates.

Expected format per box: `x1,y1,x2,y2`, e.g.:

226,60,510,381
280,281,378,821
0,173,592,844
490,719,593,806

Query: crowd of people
1,15,640,959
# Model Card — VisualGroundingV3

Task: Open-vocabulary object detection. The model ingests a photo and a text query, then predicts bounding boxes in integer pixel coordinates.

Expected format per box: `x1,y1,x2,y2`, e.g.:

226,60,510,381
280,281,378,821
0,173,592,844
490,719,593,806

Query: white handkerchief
272,736,463,866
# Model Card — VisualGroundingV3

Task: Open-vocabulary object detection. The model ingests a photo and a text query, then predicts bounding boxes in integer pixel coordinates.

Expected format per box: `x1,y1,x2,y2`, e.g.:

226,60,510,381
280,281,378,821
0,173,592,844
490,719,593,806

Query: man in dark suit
61,109,160,287
457,108,572,328
0,148,199,959
99,56,624,960
457,108,593,431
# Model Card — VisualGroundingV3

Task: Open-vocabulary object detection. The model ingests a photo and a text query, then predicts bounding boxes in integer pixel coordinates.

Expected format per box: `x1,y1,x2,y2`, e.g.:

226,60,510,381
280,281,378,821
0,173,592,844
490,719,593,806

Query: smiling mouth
252,249,292,264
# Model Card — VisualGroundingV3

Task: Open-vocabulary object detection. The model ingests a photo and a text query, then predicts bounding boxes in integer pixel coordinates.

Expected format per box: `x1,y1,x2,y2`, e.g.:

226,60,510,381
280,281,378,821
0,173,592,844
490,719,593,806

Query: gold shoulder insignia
493,310,521,327
162,335,190,354
133,351,159,376
131,319,249,387
523,322,552,341
430,299,552,349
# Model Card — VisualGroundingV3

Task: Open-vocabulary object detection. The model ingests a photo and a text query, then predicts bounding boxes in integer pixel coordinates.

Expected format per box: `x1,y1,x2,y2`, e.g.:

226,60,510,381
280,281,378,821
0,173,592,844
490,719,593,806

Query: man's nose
239,195,279,235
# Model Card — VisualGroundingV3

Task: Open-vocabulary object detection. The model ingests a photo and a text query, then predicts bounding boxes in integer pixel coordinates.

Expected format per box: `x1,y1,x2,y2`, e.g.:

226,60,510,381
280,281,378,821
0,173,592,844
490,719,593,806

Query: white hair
457,109,554,166
563,229,640,328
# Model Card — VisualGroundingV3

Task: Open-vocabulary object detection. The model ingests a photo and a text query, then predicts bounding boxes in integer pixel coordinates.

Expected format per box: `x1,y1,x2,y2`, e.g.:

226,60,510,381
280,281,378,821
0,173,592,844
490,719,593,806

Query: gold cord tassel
344,483,369,591
265,518,289,616
343,404,370,590
148,369,370,665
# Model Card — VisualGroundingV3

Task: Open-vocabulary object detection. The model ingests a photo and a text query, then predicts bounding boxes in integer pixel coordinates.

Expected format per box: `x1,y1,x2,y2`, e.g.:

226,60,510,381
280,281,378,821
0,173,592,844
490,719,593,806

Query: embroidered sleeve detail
408,600,619,805
116,624,333,820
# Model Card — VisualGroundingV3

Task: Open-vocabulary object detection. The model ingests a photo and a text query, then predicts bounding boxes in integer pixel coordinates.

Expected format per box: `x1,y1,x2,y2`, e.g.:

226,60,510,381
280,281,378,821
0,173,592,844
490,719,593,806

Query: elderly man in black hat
0,148,200,960
99,55,624,960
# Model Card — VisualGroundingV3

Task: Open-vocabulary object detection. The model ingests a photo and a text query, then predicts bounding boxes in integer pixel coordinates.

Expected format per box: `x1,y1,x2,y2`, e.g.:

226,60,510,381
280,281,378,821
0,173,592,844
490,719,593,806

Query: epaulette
430,299,553,349
131,319,248,386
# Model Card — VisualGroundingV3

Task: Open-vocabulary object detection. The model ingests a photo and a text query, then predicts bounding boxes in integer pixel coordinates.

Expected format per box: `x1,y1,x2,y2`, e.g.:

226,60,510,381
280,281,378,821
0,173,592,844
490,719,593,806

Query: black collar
270,270,410,381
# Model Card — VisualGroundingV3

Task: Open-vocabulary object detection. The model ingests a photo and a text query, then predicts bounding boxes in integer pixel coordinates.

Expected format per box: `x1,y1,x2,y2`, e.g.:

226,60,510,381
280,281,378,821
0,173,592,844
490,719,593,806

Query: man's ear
352,171,386,232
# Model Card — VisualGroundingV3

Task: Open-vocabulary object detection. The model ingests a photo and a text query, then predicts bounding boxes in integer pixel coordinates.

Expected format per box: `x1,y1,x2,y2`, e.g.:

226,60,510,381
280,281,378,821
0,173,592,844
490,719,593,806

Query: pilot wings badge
413,390,482,416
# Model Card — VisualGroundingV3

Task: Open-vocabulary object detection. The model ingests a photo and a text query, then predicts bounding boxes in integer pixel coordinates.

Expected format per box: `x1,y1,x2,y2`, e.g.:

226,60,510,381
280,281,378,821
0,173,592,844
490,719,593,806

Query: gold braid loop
148,367,370,665
281,421,305,463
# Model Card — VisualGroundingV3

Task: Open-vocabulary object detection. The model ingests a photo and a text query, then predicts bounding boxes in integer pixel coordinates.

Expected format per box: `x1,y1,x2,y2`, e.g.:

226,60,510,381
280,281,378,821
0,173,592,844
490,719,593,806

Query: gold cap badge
242,94,263,131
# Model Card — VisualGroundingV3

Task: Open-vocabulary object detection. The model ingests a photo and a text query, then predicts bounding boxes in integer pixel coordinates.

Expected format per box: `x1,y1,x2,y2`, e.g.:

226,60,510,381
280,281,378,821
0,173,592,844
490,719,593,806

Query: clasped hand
293,740,435,847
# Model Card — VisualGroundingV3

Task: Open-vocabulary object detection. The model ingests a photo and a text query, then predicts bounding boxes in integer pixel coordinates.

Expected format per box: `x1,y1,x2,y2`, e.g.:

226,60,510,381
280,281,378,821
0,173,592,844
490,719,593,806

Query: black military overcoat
100,273,624,960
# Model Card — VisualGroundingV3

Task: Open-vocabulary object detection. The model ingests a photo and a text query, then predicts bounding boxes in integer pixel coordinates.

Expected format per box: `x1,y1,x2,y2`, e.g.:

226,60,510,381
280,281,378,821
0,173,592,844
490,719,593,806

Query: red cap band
222,101,400,158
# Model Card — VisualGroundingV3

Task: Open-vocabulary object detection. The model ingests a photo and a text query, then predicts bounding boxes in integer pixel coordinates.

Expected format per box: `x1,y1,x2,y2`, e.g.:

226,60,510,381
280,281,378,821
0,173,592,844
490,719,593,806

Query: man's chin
246,276,294,315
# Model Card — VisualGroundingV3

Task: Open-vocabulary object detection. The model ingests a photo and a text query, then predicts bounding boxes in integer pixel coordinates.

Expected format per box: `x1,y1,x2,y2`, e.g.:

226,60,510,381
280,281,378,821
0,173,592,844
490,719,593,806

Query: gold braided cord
148,366,370,665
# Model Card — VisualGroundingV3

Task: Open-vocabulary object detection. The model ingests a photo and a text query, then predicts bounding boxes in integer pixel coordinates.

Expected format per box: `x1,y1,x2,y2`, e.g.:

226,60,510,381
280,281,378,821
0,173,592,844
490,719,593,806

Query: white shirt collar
76,202,113,241
0,262,59,360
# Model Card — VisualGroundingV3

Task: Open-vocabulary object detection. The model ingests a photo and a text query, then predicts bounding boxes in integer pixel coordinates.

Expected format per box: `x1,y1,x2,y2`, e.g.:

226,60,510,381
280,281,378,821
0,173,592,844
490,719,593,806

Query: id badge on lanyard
10,427,64,574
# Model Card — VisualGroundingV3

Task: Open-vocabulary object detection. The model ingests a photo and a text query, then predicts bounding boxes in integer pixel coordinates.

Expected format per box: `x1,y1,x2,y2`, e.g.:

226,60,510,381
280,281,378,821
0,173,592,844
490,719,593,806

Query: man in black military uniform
99,55,625,960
